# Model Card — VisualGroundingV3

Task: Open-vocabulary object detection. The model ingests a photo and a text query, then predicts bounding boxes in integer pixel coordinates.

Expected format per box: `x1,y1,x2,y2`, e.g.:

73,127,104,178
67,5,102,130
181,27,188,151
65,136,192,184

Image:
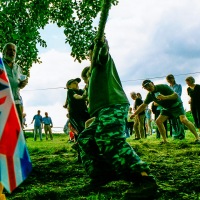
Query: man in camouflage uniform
78,38,157,197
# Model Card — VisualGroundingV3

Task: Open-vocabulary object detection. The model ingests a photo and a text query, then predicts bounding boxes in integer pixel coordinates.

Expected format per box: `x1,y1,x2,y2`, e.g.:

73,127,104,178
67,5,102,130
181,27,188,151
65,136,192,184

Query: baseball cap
142,80,152,88
66,78,81,88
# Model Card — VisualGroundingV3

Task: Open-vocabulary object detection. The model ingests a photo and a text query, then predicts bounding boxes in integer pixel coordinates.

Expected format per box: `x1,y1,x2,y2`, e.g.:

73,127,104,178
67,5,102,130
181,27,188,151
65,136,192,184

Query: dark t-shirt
67,89,89,120
134,98,145,115
187,84,200,110
144,84,182,109
88,43,129,117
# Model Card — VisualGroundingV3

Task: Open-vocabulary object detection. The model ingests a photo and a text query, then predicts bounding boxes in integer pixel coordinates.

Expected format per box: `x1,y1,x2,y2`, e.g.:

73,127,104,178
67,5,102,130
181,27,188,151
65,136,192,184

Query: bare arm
157,92,178,101
131,103,148,118
73,90,87,100
31,117,34,124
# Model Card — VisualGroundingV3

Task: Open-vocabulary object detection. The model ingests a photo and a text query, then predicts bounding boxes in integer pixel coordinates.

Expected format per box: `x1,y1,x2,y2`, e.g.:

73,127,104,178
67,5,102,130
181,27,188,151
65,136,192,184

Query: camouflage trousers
78,104,150,181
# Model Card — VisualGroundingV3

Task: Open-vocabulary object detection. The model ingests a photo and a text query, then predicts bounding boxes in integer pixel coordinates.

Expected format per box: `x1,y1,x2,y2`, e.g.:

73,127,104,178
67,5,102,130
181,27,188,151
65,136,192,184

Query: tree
0,0,118,75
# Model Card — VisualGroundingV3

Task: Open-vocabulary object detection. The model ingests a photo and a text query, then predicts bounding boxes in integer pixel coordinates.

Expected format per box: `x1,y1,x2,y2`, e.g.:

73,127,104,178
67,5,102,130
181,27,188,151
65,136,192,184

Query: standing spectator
22,113,28,140
137,93,147,136
131,80,200,144
63,78,90,134
63,114,70,135
22,113,27,129
145,107,152,136
43,112,53,140
63,78,90,162
166,74,182,96
166,74,185,139
81,66,90,106
2,43,28,126
78,38,157,198
63,114,75,142
68,122,76,142
186,76,200,134
130,92,145,139
127,107,134,136
31,110,43,141
137,93,142,99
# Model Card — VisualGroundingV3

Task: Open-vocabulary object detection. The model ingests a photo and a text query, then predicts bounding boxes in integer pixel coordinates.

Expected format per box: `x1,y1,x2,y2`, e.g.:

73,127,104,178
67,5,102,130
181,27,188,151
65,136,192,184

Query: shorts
160,103,185,119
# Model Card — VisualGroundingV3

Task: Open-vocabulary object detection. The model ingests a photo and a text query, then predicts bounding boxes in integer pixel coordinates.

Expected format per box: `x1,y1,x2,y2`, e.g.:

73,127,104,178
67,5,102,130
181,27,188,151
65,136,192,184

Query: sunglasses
143,83,151,89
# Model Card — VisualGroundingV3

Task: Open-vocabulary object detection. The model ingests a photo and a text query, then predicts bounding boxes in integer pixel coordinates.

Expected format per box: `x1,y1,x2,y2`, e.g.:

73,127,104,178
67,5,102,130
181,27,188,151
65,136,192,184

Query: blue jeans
34,126,42,141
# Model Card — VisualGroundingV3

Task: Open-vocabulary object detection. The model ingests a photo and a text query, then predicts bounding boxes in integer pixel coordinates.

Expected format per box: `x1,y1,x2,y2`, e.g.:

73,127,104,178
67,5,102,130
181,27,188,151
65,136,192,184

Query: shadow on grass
4,134,200,200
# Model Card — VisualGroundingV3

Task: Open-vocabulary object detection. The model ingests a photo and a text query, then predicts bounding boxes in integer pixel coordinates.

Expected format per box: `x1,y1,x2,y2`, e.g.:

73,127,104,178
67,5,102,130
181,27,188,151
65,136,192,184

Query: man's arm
157,92,178,101
18,66,28,89
31,116,35,124
50,117,53,127
73,91,87,100
131,103,148,118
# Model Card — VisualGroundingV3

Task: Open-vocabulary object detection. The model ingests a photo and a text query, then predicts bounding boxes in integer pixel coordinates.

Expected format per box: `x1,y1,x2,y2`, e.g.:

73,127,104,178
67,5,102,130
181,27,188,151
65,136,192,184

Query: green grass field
5,132,200,200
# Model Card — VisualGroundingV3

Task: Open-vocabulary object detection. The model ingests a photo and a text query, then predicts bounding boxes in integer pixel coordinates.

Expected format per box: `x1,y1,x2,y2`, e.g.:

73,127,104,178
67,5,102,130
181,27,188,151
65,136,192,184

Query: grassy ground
4,132,200,200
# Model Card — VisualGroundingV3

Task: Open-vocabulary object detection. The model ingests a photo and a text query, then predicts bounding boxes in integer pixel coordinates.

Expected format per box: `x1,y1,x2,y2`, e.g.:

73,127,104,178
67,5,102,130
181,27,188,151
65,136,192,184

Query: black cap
142,80,152,88
67,78,81,87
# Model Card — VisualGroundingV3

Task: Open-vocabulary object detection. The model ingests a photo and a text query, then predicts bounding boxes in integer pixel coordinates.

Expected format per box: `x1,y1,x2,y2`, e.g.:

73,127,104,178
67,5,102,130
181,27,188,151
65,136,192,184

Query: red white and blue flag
0,57,32,193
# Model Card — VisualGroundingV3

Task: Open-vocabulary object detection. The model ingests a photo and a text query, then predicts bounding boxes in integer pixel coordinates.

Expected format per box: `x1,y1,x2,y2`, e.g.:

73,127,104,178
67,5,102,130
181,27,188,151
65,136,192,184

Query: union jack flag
0,57,32,193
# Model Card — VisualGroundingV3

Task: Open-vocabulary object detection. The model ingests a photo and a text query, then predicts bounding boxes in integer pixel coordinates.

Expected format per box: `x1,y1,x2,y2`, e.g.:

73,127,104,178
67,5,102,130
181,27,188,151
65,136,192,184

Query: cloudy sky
18,0,200,131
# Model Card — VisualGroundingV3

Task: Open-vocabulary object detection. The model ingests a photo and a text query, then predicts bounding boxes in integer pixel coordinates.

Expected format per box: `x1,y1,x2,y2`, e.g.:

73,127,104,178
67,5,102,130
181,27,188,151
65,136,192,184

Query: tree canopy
0,0,118,75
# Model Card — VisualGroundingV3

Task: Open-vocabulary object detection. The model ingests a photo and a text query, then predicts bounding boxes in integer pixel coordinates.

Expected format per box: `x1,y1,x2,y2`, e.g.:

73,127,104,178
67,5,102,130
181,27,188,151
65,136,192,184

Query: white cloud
106,0,200,78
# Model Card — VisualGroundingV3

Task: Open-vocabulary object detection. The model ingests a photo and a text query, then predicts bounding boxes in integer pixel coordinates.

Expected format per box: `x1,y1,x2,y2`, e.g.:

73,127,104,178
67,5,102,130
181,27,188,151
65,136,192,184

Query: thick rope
91,0,112,70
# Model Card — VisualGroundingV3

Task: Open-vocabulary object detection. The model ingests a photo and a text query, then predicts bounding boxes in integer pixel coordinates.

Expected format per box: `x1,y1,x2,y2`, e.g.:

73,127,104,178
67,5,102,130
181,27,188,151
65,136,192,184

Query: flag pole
91,0,112,70
0,183,6,200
